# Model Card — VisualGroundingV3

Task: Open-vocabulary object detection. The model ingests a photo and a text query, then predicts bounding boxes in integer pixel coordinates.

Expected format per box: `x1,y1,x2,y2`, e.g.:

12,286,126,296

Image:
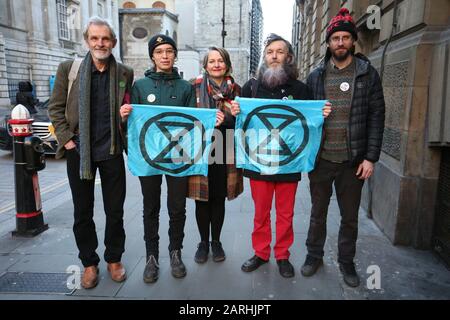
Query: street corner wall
361,26,445,249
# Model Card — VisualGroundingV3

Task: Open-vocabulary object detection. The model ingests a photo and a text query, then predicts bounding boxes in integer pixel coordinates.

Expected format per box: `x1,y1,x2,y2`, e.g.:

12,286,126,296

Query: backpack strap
67,58,82,101
250,77,259,98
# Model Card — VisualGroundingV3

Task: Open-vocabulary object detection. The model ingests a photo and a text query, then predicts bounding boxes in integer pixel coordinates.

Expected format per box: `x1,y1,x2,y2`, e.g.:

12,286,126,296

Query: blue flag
127,104,217,177
235,97,326,175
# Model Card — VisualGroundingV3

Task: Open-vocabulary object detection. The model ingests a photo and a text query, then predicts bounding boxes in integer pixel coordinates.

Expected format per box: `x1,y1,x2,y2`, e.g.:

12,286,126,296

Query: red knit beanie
326,8,358,42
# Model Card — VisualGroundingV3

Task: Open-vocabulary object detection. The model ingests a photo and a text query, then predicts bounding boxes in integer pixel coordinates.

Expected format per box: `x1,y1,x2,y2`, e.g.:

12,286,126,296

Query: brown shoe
81,266,99,289
107,262,127,282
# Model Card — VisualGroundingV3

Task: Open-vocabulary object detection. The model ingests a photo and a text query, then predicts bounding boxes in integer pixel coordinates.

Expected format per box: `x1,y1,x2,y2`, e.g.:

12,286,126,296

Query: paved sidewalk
0,161,449,300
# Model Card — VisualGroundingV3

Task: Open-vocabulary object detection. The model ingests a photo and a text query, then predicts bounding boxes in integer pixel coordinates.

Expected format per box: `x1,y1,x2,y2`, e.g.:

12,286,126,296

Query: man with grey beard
231,34,331,278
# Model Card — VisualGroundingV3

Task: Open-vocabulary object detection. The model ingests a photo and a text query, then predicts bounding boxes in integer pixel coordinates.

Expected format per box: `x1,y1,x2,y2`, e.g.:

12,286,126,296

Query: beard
331,47,351,62
90,48,112,62
258,62,290,89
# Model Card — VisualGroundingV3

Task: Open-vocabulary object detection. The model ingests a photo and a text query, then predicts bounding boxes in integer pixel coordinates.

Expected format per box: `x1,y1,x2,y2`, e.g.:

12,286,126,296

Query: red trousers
249,179,298,261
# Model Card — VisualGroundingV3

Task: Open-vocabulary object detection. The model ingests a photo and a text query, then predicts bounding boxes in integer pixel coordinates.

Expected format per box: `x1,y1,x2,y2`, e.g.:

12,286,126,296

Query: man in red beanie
301,8,385,287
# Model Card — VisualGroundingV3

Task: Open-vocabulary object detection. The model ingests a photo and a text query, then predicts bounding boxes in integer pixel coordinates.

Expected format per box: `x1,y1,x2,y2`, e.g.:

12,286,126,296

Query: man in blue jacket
301,8,385,287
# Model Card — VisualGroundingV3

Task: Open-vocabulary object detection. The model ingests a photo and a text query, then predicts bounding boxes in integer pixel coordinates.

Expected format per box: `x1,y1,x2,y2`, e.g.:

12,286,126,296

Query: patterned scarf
195,73,237,114
189,73,243,202
78,53,118,180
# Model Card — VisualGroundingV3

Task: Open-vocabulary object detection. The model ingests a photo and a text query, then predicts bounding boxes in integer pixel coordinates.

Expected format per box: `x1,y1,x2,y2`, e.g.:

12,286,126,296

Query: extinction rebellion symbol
139,112,206,174
242,105,310,167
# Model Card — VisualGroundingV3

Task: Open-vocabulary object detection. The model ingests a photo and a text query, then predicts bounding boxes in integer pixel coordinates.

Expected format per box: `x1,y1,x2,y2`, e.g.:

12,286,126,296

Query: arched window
123,1,136,9
165,30,169,36
152,1,166,9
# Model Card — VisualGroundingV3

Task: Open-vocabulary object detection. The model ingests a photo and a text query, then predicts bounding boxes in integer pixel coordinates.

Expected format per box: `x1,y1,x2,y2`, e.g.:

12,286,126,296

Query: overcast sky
260,0,295,43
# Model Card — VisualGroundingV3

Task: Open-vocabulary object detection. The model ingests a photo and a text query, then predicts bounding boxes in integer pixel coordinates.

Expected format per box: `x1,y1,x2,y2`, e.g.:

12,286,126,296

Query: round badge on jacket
340,82,350,92
147,94,156,103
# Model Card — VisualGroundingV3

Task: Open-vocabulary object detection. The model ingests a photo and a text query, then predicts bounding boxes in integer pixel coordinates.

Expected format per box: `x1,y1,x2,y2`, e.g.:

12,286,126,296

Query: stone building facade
119,0,263,85
292,0,450,264
119,5,179,78
0,0,120,107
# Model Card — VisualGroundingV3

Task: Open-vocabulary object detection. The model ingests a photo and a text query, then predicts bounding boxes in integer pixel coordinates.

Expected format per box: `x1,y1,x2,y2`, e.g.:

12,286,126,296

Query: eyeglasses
153,49,176,56
330,35,353,44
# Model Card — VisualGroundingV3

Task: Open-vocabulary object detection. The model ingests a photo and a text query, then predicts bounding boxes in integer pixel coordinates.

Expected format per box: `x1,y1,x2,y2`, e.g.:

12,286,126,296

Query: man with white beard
231,34,331,278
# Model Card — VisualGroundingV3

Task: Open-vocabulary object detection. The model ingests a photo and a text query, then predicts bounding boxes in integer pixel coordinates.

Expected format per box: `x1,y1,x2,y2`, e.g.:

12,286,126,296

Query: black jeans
66,149,126,268
139,175,187,260
306,159,364,264
195,197,226,243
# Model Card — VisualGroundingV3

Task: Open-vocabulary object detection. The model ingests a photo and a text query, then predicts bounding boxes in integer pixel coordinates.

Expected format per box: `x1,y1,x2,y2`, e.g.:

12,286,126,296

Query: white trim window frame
56,0,70,40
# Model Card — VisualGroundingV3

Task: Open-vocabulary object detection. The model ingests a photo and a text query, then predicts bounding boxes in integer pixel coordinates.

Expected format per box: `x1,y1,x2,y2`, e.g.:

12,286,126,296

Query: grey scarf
78,53,118,180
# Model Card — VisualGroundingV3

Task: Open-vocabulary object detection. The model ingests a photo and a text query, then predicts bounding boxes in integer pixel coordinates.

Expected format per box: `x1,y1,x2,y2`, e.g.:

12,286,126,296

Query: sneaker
194,241,209,264
300,255,323,277
170,250,187,278
211,241,226,262
241,255,268,273
143,255,159,283
277,259,295,278
339,262,360,287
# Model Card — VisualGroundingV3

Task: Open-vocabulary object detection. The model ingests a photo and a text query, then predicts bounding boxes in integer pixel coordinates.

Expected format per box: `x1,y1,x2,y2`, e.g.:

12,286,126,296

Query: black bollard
9,105,48,237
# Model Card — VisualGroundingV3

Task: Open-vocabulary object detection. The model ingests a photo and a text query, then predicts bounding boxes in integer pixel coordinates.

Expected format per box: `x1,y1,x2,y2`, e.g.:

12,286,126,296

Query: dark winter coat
306,53,385,165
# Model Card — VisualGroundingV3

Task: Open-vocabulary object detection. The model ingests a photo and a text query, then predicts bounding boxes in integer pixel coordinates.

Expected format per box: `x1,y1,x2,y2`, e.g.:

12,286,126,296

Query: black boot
241,255,268,272
301,255,323,277
143,255,159,283
170,250,187,278
277,259,295,278
211,241,226,262
194,241,209,264
339,262,360,287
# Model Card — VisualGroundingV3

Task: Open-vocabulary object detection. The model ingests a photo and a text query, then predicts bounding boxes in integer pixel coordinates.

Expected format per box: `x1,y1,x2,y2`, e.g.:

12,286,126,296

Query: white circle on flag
147,94,156,103
340,82,350,92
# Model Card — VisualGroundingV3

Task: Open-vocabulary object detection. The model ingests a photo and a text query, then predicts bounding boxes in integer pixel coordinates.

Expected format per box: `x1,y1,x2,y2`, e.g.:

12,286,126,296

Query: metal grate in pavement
0,272,75,295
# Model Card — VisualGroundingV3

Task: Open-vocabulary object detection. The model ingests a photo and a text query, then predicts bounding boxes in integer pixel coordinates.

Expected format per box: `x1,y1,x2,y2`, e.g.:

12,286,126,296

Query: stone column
111,1,121,60
27,0,47,44
80,0,91,30
44,0,60,48
90,0,98,17
106,0,112,20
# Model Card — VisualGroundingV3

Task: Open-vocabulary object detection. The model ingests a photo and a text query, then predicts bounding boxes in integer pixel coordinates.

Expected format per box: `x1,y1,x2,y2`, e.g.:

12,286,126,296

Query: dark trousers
66,149,126,268
195,197,226,243
139,175,187,260
306,159,364,264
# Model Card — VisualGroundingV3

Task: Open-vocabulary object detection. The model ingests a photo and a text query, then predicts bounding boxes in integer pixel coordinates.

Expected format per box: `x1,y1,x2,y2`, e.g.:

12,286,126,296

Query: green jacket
131,68,196,107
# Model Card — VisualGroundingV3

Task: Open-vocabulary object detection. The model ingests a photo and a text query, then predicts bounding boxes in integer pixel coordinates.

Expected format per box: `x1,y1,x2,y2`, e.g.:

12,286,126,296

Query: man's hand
356,160,374,180
216,110,225,127
64,140,76,150
120,104,133,121
323,102,332,118
231,100,240,116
